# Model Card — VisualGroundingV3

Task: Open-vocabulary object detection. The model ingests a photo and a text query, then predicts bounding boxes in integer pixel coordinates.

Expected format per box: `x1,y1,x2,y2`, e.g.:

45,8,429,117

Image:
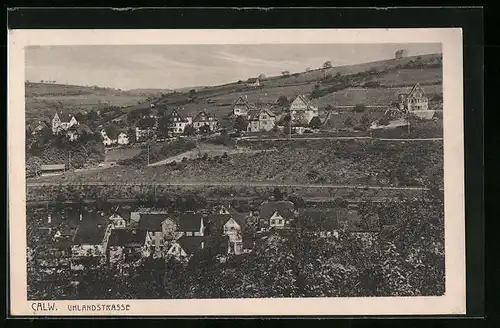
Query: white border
8,28,465,316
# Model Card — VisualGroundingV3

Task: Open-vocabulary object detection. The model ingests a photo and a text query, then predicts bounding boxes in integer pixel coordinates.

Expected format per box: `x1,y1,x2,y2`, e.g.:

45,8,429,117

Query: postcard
8,28,465,316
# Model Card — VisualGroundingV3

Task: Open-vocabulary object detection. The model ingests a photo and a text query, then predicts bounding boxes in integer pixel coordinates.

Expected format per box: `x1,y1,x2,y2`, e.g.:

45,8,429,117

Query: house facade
231,96,255,117
117,132,129,145
246,78,260,87
164,107,190,135
192,111,218,132
107,229,152,265
247,109,276,132
100,130,117,146
398,83,433,119
289,95,319,125
177,212,205,237
259,201,297,230
52,112,78,135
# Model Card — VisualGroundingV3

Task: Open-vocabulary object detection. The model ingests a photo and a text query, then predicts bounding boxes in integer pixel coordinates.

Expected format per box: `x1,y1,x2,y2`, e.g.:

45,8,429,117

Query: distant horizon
25,44,442,90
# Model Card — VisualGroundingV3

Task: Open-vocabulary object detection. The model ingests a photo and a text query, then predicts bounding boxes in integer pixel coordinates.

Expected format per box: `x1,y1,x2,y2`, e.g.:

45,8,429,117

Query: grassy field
28,139,443,189
104,146,143,162
25,83,151,122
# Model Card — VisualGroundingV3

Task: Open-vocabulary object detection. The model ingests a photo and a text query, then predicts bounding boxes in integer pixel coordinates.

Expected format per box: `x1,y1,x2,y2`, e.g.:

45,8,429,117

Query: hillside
152,53,443,120
25,82,154,122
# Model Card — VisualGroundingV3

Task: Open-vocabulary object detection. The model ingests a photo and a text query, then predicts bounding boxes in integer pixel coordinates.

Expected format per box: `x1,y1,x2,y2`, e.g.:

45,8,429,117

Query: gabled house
161,107,190,135
206,210,247,255
70,213,112,269
397,83,434,119
247,108,276,132
192,111,218,132
100,130,117,146
109,207,128,229
166,236,205,261
28,120,49,136
259,200,297,230
52,112,78,135
230,96,255,117
177,212,205,237
117,132,129,145
246,78,260,87
137,213,179,249
297,208,342,238
289,94,319,125
66,124,92,142
107,228,152,264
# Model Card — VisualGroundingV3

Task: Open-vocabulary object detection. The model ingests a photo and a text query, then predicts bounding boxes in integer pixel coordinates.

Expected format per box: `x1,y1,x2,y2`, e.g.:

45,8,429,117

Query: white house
247,108,276,132
100,130,117,146
52,112,78,135
289,94,319,125
231,96,255,117
117,132,129,145
259,201,297,230
397,83,434,119
246,78,260,87
192,111,218,132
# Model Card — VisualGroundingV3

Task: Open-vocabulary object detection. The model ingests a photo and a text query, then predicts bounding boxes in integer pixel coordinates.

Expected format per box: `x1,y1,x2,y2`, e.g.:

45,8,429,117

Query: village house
289,94,319,125
70,212,113,270
246,77,260,87
166,235,231,262
137,213,179,254
108,207,129,229
297,208,342,239
192,111,218,132
176,212,205,237
397,83,434,119
66,124,93,142
206,209,247,255
100,130,117,146
52,112,79,135
259,200,297,230
230,96,256,117
28,120,49,136
163,107,190,135
107,228,152,265
117,132,129,145
395,49,408,59
246,108,276,132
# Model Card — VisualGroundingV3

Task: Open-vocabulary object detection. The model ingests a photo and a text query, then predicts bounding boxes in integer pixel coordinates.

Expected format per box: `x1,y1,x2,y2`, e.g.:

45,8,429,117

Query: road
26,181,433,191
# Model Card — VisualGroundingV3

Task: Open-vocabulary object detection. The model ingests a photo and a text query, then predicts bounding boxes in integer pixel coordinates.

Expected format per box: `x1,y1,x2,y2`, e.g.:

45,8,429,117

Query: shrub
353,104,366,112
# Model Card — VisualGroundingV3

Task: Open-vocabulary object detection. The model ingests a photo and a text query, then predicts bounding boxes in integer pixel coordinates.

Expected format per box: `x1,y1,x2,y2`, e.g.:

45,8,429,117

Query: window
271,219,275,225
278,219,283,225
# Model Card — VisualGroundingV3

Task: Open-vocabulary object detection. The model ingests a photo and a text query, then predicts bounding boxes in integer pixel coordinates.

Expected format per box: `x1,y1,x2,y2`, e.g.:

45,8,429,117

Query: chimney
79,213,83,221
47,214,52,224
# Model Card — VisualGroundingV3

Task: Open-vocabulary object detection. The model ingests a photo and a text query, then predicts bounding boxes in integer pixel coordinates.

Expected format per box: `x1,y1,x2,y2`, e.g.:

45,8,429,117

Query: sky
25,43,441,90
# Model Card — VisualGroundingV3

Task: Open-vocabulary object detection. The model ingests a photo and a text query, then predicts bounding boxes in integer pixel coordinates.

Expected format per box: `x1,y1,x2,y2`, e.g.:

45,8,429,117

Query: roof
107,229,148,247
298,208,342,231
138,213,172,232
41,164,65,171
160,107,187,121
192,111,216,123
54,112,74,122
248,108,276,121
401,83,427,100
246,78,259,83
177,212,203,232
232,96,255,109
259,201,296,220
177,236,205,255
291,94,317,109
72,216,109,245
205,235,230,254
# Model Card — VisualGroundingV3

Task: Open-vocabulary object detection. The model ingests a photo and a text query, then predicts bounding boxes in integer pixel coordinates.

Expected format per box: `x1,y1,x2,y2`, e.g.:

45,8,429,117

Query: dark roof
298,208,342,231
205,235,230,254
138,213,171,232
177,212,203,232
107,229,148,247
177,236,205,255
246,109,260,120
111,206,131,221
259,201,295,220
404,83,427,100
72,217,109,245
54,112,74,122
41,164,65,171
246,78,259,83
232,96,255,109
77,124,93,134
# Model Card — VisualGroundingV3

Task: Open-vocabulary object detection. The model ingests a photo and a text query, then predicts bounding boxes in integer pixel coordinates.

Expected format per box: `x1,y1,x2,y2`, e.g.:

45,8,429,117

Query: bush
353,104,366,112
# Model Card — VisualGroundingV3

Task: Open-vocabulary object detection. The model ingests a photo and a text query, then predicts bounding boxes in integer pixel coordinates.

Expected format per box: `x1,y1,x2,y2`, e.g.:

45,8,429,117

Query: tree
378,116,390,126
127,127,137,143
281,71,290,77
87,110,100,122
344,116,354,129
308,116,322,129
183,124,196,136
306,67,312,72
311,84,322,99
358,114,371,131
273,187,284,201
323,61,332,69
199,124,210,134
258,73,266,80
277,95,289,107
234,116,248,132
157,115,172,138
104,123,119,140
189,89,197,97
353,104,366,112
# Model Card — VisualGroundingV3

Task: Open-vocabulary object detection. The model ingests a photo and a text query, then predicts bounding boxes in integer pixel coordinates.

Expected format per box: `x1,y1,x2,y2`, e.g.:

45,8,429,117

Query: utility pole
68,150,71,171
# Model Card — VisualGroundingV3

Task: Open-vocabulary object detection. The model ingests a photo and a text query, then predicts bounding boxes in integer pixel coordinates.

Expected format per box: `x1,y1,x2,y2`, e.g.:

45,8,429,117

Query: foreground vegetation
27,194,444,300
